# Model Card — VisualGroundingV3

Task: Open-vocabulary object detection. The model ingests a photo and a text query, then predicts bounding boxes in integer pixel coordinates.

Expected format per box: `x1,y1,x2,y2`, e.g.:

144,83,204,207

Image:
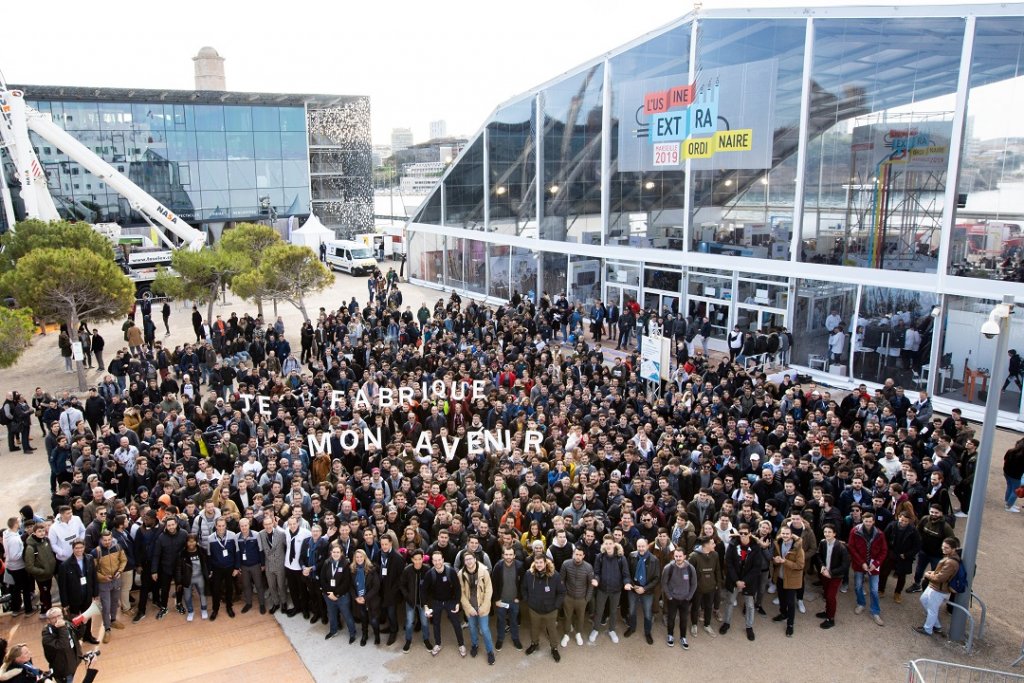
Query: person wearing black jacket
423,551,464,656
376,535,404,645
301,525,330,626
814,524,851,629
206,518,238,621
55,541,99,644
150,517,187,620
490,547,525,651
721,525,764,640
350,549,382,646
320,544,357,643
520,555,566,662
175,533,209,621
879,511,921,603
625,538,661,643
42,607,98,683
399,549,433,653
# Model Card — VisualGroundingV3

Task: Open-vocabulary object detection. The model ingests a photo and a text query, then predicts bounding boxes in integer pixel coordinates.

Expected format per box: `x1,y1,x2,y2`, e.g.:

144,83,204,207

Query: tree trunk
256,297,264,318
206,283,217,322
65,310,88,391
294,297,310,323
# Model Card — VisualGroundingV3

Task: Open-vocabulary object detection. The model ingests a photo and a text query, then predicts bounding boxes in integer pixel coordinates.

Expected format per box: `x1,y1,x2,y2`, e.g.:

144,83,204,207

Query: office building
430,119,447,140
391,127,414,153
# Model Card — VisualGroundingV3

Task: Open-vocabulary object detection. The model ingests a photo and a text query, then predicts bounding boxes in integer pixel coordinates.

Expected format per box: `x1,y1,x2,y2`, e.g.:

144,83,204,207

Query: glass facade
27,100,311,223
408,6,1024,425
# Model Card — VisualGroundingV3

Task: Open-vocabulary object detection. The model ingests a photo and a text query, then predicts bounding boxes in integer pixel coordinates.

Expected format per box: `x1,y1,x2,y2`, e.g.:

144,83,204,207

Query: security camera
981,318,1000,339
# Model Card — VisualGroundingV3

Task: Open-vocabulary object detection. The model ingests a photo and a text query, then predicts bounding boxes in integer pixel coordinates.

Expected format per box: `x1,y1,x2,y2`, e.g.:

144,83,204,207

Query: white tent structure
289,214,336,251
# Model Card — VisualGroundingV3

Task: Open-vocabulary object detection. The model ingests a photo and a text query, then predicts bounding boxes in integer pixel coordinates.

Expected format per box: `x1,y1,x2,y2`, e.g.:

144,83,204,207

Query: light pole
949,294,1014,642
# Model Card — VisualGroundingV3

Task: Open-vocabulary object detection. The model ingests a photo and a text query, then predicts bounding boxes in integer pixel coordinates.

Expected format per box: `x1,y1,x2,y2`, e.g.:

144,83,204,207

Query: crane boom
0,88,206,251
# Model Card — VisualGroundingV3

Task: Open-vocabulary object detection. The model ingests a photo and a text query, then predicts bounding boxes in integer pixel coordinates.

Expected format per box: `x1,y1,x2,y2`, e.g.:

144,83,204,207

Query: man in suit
377,534,405,645
56,541,100,644
259,515,288,614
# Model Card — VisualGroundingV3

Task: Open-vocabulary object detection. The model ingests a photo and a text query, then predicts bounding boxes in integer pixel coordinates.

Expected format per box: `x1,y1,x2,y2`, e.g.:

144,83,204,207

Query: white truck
0,85,207,291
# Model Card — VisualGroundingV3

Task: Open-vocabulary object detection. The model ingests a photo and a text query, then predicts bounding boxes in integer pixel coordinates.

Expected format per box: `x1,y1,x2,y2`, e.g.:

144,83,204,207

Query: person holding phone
848,511,888,627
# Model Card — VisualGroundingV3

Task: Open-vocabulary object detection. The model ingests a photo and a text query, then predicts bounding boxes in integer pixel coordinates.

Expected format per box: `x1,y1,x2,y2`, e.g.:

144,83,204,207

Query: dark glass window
487,97,537,235
444,136,485,227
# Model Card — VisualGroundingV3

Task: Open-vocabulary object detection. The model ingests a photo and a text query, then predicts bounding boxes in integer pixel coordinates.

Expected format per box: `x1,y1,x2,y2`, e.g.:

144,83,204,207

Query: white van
324,240,378,275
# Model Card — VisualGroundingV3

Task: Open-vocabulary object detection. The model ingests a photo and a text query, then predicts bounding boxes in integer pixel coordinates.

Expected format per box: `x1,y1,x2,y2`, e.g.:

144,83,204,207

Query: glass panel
488,98,537,236
446,237,466,289
569,255,602,307
279,107,307,132
226,132,254,160
194,105,225,132
511,247,539,303
605,260,641,287
280,132,308,160
609,23,690,248
791,279,856,372
541,252,568,301
950,17,1024,282
197,161,229,191
854,286,938,389
688,18,805,261
413,186,442,224
282,188,309,215
60,102,100,131
195,132,226,160
488,244,511,300
255,160,283,188
165,131,197,161
802,18,966,272
464,239,487,294
282,159,308,187
541,64,603,243
224,106,252,131
643,266,682,292
254,131,282,159
938,296,1024,410
444,136,484,227
409,232,445,284
227,160,257,189
251,107,280,131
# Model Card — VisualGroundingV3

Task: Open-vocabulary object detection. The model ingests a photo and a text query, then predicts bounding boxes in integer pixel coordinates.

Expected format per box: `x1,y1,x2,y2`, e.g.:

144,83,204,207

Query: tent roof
293,214,334,235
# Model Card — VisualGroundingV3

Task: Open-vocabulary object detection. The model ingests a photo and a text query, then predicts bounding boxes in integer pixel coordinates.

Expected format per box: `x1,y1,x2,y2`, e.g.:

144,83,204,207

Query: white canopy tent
289,214,336,251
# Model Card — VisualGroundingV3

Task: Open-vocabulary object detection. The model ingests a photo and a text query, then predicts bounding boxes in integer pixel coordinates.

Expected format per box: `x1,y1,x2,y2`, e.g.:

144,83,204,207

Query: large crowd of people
0,265,1004,678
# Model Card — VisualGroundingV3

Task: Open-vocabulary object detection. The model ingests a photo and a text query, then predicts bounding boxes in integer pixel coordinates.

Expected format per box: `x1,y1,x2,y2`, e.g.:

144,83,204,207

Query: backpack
949,560,968,594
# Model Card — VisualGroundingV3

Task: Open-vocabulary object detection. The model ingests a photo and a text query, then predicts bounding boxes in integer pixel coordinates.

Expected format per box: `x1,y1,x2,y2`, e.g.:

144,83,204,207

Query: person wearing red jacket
847,511,888,626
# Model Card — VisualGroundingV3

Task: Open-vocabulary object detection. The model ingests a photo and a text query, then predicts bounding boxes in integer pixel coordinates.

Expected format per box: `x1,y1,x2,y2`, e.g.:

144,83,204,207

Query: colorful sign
616,58,777,172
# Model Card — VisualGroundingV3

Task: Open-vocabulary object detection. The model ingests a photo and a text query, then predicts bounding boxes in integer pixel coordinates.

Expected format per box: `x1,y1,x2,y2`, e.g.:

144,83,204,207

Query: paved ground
1,267,1023,681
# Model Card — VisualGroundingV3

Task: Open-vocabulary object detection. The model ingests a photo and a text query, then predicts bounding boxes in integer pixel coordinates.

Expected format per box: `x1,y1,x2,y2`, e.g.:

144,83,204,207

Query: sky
0,0,1014,145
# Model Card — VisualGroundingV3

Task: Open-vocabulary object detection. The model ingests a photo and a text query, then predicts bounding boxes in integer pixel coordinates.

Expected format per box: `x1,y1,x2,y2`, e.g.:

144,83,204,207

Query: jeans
326,593,356,636
665,597,691,637
627,591,655,634
1005,474,1021,507
405,603,429,643
854,572,880,615
723,589,755,629
467,613,494,653
913,553,941,585
182,576,207,614
495,600,520,643
920,586,949,633
431,600,464,647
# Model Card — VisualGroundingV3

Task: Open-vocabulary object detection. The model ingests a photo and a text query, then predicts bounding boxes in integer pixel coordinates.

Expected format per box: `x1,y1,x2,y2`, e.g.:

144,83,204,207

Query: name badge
242,553,247,562
544,586,550,593
381,568,387,576
222,549,229,557
442,576,448,582
330,579,336,587
80,576,87,586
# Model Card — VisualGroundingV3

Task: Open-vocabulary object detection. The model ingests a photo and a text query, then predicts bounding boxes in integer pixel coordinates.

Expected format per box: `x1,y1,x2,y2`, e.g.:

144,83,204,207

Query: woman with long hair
350,549,381,646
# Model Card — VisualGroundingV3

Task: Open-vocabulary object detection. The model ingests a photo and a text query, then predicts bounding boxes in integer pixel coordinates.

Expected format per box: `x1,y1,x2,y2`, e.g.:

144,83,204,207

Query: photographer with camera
41,608,100,683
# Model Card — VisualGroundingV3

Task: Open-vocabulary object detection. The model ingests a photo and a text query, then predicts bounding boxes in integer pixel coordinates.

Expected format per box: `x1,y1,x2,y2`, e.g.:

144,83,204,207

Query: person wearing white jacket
47,506,86,562
3,518,35,614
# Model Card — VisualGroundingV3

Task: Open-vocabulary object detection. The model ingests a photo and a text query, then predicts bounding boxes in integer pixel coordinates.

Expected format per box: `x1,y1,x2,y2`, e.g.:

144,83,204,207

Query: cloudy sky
0,0,1008,145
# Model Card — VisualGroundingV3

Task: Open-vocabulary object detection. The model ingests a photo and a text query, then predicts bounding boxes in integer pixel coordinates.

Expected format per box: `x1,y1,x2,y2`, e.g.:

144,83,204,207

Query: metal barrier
948,600,978,655
907,659,1024,683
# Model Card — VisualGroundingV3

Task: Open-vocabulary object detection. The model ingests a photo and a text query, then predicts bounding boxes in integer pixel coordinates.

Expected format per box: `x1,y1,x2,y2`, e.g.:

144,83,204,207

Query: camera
981,318,1000,340
82,650,101,664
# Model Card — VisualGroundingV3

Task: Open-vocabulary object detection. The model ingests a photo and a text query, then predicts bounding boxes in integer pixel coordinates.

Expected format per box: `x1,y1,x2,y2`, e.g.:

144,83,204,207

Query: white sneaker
187,612,194,622
589,630,598,643
690,624,697,636
1007,506,1022,513
703,625,717,638
855,605,865,615
575,633,583,646
431,645,442,656
772,597,780,606
767,584,776,594
458,645,466,657
561,634,570,648
954,511,968,518
798,600,806,614
609,631,619,644
201,609,208,620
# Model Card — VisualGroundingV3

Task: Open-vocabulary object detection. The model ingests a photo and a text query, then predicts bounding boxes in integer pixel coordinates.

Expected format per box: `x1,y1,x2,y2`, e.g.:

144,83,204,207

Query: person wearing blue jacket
235,517,265,614
206,518,238,620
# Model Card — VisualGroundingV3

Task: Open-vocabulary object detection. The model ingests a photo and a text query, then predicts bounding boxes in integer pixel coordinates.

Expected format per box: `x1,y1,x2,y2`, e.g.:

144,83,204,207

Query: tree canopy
0,248,134,388
219,223,283,316
232,244,333,322
0,307,37,369
151,248,242,321
0,219,115,272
